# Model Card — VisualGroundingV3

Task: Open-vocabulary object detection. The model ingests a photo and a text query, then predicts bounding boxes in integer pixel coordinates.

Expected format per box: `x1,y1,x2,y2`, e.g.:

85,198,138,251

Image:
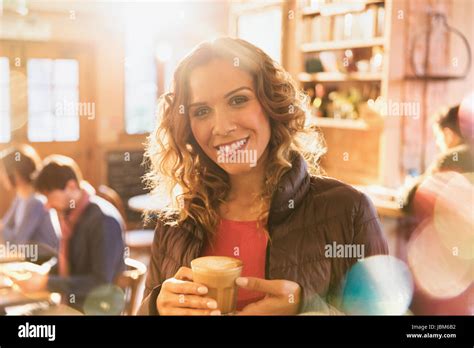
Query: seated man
15,155,125,313
0,145,58,258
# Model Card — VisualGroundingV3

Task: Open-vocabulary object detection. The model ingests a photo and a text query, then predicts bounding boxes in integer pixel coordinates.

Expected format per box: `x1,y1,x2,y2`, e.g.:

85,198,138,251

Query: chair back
116,257,147,315
97,185,129,229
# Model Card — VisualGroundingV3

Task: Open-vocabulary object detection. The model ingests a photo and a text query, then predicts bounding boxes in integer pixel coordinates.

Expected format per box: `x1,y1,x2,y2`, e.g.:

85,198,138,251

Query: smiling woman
141,37,388,316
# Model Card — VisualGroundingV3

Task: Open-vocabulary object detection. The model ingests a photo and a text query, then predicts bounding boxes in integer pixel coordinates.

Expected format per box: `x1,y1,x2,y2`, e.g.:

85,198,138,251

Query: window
124,27,158,135
0,57,11,143
27,58,79,142
236,6,282,63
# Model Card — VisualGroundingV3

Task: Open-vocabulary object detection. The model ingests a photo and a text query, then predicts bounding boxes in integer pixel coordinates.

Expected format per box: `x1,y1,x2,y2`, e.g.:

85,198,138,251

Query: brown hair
145,37,325,240
34,155,83,193
435,105,463,139
0,144,41,187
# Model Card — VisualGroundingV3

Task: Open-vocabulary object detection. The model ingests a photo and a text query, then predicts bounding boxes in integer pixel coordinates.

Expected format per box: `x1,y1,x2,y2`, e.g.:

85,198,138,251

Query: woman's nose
212,108,236,136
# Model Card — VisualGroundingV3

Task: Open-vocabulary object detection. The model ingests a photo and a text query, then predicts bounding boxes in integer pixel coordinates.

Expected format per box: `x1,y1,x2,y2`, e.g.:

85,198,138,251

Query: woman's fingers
170,293,218,310
174,266,194,281
236,277,281,295
236,277,299,297
163,278,209,295
166,308,221,316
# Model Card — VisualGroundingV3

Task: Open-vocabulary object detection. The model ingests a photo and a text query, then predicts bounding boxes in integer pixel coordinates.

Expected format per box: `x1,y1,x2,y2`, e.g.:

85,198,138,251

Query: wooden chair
116,257,147,315
97,185,129,229
96,185,155,255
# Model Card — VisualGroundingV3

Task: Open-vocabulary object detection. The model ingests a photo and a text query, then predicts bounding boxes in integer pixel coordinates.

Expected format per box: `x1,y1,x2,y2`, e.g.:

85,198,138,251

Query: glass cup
191,256,243,315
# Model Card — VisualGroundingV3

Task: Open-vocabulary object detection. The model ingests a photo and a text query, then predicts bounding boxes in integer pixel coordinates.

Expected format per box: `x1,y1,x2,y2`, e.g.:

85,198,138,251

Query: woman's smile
214,136,249,157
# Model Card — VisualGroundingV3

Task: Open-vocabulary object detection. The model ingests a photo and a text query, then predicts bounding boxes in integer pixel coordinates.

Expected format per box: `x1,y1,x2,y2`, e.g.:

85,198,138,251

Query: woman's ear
65,179,80,192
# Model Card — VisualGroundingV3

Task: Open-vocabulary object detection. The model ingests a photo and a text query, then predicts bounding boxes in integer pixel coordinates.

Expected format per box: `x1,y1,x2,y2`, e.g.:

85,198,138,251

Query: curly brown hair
145,37,325,240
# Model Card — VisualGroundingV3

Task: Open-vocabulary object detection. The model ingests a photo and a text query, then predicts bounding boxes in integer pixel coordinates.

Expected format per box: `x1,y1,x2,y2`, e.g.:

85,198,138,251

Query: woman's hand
156,266,221,316
236,277,301,315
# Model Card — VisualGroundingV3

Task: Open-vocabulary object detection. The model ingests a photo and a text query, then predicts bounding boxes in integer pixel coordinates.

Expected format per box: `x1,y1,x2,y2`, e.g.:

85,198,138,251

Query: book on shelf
333,15,345,41
304,2,384,43
376,6,385,37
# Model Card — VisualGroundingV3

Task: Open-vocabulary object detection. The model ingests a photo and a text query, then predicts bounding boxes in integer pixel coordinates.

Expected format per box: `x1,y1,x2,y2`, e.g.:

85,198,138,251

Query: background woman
0,145,58,253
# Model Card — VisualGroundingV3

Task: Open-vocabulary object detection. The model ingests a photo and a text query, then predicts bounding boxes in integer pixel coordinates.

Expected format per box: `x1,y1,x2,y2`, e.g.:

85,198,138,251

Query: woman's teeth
218,138,248,155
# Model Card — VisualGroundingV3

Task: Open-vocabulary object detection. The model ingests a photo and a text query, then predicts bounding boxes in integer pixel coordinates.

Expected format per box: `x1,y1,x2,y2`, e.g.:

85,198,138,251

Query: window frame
0,39,99,184
229,0,285,64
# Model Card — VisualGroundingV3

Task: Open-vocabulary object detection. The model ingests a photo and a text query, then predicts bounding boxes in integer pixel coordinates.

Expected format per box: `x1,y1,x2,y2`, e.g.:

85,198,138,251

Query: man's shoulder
77,203,123,239
89,195,125,228
27,195,47,212
79,202,106,226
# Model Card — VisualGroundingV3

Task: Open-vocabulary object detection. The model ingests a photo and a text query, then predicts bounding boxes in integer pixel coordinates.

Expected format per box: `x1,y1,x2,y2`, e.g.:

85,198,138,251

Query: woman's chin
218,162,256,175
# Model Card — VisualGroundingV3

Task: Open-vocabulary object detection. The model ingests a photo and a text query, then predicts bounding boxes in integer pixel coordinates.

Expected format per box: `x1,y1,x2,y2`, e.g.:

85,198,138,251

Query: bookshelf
298,71,382,82
289,0,392,185
297,0,388,124
301,37,385,52
302,0,385,17
308,116,370,130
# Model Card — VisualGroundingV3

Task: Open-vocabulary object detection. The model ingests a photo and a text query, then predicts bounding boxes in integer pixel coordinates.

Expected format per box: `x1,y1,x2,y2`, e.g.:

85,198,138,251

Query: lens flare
409,171,474,299
83,284,125,315
432,172,474,259
341,255,413,315
408,219,473,299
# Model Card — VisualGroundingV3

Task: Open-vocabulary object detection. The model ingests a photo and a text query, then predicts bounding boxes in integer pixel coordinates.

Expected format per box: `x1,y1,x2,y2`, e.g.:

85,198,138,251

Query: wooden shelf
301,37,385,52
299,71,382,82
308,117,369,130
302,0,384,17
404,74,467,81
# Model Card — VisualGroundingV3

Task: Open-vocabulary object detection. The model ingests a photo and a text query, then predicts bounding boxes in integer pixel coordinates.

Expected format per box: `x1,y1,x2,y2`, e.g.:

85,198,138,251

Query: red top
202,219,268,310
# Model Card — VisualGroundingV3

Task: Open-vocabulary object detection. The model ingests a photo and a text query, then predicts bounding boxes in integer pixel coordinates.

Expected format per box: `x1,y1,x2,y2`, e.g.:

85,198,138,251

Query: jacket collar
267,152,311,230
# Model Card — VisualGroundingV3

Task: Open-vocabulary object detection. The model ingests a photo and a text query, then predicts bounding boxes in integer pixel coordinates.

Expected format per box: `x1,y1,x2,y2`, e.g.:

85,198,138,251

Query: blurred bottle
312,83,329,118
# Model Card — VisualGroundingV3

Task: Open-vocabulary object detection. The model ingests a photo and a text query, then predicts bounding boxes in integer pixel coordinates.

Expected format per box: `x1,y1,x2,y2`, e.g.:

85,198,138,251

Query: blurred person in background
402,103,474,212
0,145,58,255
401,93,474,315
13,155,125,313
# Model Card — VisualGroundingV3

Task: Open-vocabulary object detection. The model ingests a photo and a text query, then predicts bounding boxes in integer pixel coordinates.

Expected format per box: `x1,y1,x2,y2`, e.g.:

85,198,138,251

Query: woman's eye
194,107,210,117
230,95,248,106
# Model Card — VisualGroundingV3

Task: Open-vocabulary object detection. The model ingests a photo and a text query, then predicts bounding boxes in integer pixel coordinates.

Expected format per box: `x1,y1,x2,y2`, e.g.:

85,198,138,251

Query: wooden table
0,287,52,310
33,304,83,315
125,230,155,252
353,185,406,218
128,193,169,213
370,196,406,218
0,261,52,313
127,193,162,255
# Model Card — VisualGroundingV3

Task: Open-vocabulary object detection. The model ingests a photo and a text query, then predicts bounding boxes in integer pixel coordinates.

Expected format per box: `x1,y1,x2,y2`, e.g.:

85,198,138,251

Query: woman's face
188,58,271,176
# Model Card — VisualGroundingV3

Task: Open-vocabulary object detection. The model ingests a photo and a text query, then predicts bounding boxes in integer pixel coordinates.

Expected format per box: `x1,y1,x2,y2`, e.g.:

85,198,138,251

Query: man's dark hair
34,155,82,193
0,144,41,187
436,105,463,138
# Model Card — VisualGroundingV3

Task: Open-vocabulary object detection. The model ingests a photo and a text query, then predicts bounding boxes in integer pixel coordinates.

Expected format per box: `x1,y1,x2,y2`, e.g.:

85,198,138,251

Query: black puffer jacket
139,153,388,314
